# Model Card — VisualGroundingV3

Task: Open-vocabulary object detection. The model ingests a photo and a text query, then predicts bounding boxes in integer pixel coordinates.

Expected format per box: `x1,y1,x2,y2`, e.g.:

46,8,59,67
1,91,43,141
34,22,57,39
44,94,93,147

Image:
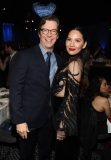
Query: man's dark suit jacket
9,44,63,129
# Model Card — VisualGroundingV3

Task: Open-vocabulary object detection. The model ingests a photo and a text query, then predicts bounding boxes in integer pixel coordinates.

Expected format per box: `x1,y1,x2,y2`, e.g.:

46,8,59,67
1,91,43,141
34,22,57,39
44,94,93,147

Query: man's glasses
40,28,58,35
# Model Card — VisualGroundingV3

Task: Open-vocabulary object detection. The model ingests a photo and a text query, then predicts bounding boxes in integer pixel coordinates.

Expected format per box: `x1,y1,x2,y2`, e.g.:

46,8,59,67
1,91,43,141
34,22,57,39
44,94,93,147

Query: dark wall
13,27,40,46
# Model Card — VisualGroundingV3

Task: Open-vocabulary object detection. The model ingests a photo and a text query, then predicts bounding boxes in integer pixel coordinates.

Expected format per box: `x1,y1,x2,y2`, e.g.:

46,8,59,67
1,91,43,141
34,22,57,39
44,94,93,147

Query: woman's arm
0,59,6,71
0,56,9,71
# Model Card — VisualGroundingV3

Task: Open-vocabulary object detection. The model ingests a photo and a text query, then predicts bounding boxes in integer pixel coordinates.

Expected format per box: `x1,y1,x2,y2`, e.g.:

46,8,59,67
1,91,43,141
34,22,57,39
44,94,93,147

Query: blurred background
0,0,111,50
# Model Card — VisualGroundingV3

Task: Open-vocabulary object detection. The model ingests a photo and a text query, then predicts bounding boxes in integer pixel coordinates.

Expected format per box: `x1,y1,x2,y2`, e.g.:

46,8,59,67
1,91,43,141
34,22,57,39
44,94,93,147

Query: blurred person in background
4,41,18,88
79,76,111,160
93,44,105,59
0,47,8,62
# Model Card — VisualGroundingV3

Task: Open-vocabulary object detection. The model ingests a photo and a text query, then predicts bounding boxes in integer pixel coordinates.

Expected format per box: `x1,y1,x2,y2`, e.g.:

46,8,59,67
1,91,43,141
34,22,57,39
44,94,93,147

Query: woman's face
65,30,87,56
100,79,109,93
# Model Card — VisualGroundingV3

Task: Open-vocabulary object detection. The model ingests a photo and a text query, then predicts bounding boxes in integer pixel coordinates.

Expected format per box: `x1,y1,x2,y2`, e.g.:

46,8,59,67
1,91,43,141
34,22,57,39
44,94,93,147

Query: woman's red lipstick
69,48,75,51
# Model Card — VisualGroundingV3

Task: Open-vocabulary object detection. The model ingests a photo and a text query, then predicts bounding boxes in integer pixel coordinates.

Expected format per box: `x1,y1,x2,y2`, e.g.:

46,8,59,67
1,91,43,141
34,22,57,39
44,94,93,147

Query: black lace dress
53,54,83,136
53,54,83,160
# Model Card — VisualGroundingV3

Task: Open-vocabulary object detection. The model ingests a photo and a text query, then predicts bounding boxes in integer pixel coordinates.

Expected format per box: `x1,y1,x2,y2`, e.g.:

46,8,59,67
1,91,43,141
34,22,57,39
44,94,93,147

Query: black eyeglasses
40,28,58,35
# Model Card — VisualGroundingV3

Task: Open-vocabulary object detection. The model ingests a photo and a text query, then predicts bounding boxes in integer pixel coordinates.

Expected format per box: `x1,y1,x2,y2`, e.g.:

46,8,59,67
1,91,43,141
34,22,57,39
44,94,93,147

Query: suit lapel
54,52,62,73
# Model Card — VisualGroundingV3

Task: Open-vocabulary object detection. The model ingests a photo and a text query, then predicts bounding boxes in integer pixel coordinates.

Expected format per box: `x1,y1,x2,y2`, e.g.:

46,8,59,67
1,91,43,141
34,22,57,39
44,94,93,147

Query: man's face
38,20,59,51
5,45,10,54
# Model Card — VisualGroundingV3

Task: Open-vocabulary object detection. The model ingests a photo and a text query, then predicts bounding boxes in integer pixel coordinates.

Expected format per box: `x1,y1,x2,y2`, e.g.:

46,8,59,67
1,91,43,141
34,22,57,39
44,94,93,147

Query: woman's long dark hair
83,76,108,105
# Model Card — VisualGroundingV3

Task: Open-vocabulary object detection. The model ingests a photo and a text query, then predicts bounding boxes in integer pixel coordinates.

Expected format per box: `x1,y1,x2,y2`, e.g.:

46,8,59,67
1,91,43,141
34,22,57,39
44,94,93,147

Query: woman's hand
56,121,66,140
4,56,10,63
56,130,66,140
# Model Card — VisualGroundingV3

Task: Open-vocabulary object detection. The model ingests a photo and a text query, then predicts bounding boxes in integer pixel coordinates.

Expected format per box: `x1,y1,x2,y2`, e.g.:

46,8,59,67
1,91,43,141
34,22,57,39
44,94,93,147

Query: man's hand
16,123,29,139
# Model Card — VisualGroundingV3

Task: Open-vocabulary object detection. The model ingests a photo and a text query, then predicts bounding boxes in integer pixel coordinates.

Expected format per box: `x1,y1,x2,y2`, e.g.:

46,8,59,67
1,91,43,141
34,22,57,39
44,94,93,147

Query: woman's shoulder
92,96,109,111
68,59,82,71
95,96,108,102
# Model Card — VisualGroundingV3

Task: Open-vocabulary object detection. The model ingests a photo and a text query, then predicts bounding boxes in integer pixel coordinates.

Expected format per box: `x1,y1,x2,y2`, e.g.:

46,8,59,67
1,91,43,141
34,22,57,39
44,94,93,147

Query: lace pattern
53,54,83,136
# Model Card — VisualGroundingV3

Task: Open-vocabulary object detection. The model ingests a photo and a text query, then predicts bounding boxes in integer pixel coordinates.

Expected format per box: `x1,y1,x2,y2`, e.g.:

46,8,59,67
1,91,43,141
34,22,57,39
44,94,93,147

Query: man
4,41,18,88
9,15,63,160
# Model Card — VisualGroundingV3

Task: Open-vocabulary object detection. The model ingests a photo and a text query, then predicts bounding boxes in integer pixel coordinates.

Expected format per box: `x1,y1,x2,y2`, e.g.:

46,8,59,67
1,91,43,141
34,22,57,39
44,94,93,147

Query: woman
79,76,111,160
53,26,89,160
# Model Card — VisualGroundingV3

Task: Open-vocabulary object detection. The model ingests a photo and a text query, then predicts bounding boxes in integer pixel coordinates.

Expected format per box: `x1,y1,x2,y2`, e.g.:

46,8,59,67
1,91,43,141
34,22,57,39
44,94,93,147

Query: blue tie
46,52,51,74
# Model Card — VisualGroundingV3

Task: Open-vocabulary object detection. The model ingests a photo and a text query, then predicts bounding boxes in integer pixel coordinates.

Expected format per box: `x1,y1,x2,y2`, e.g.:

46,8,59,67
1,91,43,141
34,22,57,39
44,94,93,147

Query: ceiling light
32,2,56,17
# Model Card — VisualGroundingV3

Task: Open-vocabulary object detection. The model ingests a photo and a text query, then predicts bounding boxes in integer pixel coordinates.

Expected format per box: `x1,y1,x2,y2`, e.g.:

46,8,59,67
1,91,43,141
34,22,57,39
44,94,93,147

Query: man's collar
10,51,17,59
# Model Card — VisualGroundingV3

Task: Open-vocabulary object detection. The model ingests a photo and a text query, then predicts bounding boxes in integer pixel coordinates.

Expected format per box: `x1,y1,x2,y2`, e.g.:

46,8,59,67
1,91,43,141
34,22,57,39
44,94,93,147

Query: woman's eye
76,40,80,42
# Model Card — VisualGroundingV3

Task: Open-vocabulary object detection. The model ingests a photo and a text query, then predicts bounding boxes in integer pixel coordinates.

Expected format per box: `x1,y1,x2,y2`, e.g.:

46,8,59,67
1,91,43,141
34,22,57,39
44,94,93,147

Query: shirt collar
10,51,17,59
39,43,53,56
